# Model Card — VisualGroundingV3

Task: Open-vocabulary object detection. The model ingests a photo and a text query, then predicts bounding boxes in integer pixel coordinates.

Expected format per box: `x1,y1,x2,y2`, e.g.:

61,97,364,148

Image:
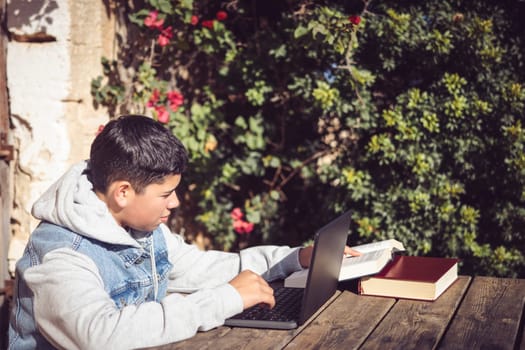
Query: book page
339,249,392,280
344,249,389,264
352,239,405,254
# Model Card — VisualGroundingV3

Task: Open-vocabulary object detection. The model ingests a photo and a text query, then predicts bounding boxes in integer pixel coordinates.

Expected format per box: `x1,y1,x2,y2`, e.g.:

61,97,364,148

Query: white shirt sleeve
160,225,303,293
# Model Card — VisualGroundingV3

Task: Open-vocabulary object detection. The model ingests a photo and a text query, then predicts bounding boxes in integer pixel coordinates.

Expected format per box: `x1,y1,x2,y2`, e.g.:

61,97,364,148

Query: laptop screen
298,210,351,324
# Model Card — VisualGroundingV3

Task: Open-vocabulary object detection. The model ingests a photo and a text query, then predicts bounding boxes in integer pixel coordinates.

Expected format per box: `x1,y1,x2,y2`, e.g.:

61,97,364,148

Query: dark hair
88,115,188,194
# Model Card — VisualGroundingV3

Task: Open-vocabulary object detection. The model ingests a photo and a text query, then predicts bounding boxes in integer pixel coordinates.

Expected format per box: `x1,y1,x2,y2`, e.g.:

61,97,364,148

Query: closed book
358,255,459,301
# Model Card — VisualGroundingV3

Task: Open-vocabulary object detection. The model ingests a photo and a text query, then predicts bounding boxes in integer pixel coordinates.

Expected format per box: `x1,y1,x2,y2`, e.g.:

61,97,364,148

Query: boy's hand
299,245,362,268
344,246,362,257
229,270,275,309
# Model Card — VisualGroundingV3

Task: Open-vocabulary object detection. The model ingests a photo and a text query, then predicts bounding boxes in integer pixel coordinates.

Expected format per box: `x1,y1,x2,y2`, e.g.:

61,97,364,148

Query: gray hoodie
15,161,303,349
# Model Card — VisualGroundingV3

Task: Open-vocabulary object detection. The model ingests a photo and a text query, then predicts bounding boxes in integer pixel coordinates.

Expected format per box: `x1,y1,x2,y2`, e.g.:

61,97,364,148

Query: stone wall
6,0,116,274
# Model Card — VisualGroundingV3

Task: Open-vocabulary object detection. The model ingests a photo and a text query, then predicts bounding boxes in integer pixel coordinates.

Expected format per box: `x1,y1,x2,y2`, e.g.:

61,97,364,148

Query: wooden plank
359,276,471,350
439,276,525,350
195,326,299,350
140,327,233,350
517,316,525,349
145,291,341,350
156,326,297,350
283,290,395,350
0,0,12,161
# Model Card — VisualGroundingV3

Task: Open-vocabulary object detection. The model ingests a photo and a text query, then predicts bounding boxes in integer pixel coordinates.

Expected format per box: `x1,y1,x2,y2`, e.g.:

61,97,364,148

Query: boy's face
120,174,182,232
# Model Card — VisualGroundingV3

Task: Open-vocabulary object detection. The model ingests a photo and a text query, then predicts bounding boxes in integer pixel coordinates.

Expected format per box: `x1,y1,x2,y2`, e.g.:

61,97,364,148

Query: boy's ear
112,181,134,208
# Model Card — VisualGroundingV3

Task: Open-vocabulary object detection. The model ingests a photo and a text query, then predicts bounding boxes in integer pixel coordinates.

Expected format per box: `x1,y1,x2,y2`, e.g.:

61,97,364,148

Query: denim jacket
9,222,171,349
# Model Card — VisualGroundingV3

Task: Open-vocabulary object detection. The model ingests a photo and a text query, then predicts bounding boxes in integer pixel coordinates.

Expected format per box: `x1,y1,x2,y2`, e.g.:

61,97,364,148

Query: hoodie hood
32,161,141,248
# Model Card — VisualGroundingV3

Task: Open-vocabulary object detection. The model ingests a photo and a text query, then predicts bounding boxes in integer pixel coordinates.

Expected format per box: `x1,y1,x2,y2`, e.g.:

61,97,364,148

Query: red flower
231,208,243,220
201,20,214,29
96,124,105,135
147,89,161,107
167,90,184,111
230,208,254,234
216,11,228,21
233,219,245,233
242,221,254,234
144,11,164,29
158,26,173,47
191,15,199,25
233,220,254,234
155,106,169,124
348,15,361,26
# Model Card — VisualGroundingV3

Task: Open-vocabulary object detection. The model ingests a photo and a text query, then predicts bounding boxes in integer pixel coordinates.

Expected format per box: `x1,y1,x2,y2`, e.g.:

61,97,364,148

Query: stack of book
284,239,459,301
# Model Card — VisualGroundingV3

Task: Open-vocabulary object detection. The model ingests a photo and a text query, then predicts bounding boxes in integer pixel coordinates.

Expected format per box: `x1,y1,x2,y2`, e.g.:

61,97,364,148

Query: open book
284,239,405,288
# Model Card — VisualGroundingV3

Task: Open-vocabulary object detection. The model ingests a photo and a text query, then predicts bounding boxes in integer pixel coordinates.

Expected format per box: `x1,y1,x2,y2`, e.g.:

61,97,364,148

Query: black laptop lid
298,210,351,324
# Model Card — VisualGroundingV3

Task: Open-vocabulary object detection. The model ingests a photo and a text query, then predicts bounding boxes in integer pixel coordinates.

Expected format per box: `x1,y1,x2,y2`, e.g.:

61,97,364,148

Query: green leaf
269,190,280,201
234,116,247,129
294,25,308,38
150,0,174,14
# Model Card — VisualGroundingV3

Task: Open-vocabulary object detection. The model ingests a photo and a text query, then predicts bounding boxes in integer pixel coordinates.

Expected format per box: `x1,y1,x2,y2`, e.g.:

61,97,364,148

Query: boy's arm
162,225,303,293
24,248,244,349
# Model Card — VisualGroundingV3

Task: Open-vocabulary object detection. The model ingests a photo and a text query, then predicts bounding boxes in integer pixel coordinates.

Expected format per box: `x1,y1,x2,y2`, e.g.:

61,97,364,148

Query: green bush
92,0,525,277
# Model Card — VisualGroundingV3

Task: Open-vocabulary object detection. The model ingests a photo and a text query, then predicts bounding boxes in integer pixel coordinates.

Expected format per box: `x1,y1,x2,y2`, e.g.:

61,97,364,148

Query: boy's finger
344,246,362,257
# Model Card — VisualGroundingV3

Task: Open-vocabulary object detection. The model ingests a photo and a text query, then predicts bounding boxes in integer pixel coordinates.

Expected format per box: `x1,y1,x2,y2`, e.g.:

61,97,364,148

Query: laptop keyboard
231,286,304,322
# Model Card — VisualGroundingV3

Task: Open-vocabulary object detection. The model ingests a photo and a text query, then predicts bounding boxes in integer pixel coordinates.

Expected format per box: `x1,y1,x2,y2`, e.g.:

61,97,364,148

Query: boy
8,115,356,349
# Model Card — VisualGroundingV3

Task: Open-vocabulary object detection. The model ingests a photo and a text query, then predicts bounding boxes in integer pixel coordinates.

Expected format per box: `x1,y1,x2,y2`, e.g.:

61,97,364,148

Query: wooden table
148,276,525,349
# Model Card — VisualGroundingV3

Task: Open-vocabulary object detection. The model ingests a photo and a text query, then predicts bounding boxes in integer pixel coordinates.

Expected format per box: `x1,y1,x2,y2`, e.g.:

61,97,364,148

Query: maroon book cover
375,255,459,282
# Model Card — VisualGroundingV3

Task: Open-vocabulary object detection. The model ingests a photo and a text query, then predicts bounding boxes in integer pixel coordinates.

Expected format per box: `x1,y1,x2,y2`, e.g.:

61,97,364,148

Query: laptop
224,210,351,330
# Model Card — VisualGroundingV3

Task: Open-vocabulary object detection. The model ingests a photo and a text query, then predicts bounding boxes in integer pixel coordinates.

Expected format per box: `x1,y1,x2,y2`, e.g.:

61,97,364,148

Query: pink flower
147,89,161,107
96,124,105,135
230,207,254,234
169,103,181,112
157,26,173,47
202,20,214,29
242,221,254,234
216,11,228,21
158,35,169,47
191,15,199,26
231,208,243,220
348,15,361,26
233,220,254,235
144,11,164,29
155,106,169,124
233,219,245,234
167,90,184,111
